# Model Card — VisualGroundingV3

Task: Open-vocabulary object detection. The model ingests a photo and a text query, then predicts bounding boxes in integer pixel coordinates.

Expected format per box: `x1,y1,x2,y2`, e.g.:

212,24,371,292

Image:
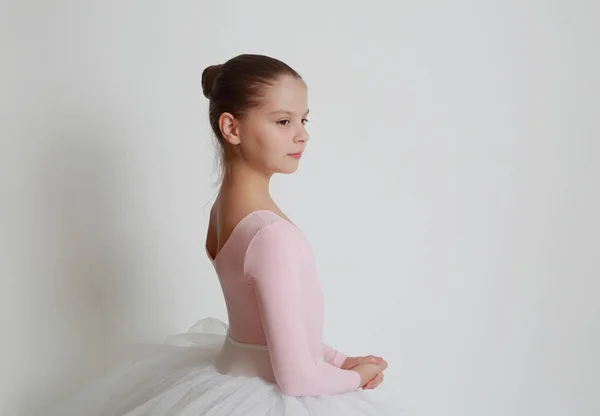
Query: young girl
40,54,402,415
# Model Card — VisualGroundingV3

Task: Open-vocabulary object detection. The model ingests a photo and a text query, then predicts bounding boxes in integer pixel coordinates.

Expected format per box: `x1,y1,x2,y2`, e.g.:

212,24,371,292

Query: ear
218,112,242,146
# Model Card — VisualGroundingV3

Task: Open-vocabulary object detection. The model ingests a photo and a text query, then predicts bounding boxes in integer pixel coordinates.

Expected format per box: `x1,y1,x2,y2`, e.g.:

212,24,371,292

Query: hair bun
202,64,223,99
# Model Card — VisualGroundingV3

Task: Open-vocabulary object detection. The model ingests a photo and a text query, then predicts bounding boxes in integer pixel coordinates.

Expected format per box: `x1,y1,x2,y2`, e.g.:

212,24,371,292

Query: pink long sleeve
243,221,361,396
322,343,348,368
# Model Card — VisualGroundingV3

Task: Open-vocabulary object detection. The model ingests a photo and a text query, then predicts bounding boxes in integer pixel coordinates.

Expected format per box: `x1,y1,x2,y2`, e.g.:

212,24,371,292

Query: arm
322,343,348,368
244,222,361,396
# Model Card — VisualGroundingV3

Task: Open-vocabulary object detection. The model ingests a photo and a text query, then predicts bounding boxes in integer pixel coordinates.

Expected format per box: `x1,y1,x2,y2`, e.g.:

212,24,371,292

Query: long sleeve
243,221,361,396
322,343,348,368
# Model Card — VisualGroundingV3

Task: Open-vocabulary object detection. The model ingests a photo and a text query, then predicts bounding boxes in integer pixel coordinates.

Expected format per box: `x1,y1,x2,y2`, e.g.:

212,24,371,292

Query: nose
294,128,309,144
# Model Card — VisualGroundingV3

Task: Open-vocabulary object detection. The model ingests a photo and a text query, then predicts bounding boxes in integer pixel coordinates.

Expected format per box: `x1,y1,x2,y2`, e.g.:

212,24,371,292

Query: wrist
333,351,349,368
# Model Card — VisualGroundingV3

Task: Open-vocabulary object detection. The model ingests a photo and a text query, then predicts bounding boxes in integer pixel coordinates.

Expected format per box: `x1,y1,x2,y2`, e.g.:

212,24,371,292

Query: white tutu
39,317,406,416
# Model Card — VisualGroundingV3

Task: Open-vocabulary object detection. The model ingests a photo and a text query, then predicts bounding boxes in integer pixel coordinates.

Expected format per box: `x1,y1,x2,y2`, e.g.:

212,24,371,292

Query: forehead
259,75,307,113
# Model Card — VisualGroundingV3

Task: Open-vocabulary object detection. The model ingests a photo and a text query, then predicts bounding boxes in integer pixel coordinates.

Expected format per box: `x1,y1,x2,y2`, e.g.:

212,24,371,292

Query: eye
277,119,309,126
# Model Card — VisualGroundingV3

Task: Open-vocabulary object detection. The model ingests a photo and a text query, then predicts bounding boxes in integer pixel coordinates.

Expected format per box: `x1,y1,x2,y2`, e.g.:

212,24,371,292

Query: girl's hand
341,355,385,370
362,371,384,390
349,360,387,389
342,356,387,389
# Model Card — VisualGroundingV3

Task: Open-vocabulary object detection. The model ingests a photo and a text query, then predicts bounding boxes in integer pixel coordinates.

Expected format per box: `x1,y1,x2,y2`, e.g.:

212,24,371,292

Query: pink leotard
206,210,361,396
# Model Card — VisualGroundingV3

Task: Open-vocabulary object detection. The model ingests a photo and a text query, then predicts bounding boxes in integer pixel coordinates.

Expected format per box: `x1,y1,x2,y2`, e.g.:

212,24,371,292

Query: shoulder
243,216,303,276
247,210,291,230
247,215,300,252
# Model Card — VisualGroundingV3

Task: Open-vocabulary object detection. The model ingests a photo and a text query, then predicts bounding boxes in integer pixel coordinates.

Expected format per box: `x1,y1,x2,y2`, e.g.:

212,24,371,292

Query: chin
276,162,300,175
277,166,299,175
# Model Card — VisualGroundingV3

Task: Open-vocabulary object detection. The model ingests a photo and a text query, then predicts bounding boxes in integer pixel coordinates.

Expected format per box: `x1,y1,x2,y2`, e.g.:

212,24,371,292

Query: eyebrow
269,109,310,116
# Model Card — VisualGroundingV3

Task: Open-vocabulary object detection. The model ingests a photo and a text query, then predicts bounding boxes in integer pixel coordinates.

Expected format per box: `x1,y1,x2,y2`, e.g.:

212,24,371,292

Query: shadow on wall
17,121,138,415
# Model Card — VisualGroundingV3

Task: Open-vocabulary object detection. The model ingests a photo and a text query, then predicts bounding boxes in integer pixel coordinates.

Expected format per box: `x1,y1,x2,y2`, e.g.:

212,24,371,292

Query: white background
1,1,598,415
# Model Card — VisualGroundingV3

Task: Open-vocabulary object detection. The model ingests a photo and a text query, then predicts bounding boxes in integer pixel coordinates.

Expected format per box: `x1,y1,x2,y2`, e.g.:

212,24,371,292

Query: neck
219,158,273,205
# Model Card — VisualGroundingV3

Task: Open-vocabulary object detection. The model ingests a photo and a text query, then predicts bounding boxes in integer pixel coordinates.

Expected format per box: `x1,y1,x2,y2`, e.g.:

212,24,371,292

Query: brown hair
201,54,302,183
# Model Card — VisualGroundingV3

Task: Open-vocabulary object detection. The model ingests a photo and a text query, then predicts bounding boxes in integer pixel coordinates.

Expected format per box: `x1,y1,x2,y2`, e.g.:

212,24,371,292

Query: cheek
256,128,288,157
239,126,269,158
241,123,291,169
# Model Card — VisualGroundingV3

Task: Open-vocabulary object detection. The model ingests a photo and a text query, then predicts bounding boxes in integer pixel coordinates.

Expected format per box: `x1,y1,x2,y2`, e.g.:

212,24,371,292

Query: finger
363,372,383,389
361,373,378,390
371,373,384,389
364,377,379,390
372,372,384,388
378,359,388,370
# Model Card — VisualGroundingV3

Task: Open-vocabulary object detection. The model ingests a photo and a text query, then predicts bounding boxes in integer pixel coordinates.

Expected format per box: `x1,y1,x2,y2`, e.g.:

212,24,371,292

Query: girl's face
238,75,310,175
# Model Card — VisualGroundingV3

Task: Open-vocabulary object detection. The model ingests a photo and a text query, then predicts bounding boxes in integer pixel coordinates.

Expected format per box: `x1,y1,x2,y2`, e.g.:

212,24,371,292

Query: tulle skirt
39,317,406,416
